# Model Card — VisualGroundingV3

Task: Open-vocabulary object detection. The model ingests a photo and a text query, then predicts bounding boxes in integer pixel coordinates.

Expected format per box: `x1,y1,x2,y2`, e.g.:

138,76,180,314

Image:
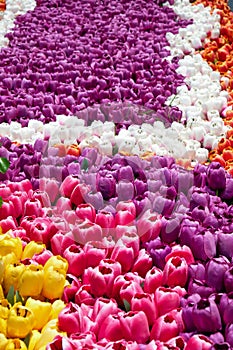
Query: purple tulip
205,257,230,292
217,232,233,260
225,323,233,347
190,230,216,261
207,162,226,191
224,266,233,293
192,298,222,333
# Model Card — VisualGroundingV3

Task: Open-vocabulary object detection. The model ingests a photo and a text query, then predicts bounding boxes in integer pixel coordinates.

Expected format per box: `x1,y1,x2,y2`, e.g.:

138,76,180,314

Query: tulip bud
131,293,157,326
25,297,52,330
18,264,44,297
75,203,96,222
22,241,46,260
42,265,66,300
205,257,230,292
72,219,102,245
192,298,222,333
92,298,119,334
75,284,95,306
154,287,180,317
58,302,86,335
5,339,27,350
63,245,86,277
132,249,152,278
137,210,161,242
186,334,213,350
150,311,183,342
98,313,124,341
7,303,34,338
120,311,150,343
3,263,25,293
120,280,144,305
111,244,135,273
44,255,68,273
144,267,163,294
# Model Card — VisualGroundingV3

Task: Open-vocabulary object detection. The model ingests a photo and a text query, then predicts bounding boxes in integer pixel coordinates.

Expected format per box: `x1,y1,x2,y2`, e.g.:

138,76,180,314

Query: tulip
188,279,215,299
217,232,233,260
32,319,66,349
137,210,161,242
220,292,233,325
95,210,116,237
150,310,183,342
115,209,135,226
119,280,144,305
119,311,150,343
44,255,68,273
58,302,88,335
165,245,194,265
205,257,230,292
0,216,17,233
97,174,116,200
190,230,216,261
117,230,140,257
91,298,119,334
18,264,44,297
22,241,46,260
162,256,188,288
98,313,124,341
0,334,8,350
51,232,74,256
0,233,23,260
185,334,213,350
225,324,233,347
206,162,226,191
131,293,157,326
70,183,89,207
111,244,135,273
72,219,102,245
3,263,25,293
192,298,222,333
155,287,180,317
179,218,200,247
25,298,52,330
5,339,28,350
147,238,171,270
42,265,66,300
144,267,163,294
131,249,152,278
165,336,186,349
63,245,86,277
49,299,66,320
32,249,53,266
23,198,44,217
7,303,34,338
181,294,201,332
224,266,233,293
160,216,180,244
89,264,119,297
75,284,95,306
28,217,54,246
75,203,96,222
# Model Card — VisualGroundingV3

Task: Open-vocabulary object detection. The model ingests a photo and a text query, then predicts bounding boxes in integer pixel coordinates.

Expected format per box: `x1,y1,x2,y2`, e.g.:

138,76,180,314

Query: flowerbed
0,0,233,349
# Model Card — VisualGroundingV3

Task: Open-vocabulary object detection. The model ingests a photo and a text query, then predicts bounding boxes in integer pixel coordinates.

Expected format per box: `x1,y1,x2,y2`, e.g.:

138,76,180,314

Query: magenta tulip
150,310,183,342
132,248,152,277
162,256,188,288
83,241,107,268
144,267,163,294
154,287,180,317
72,219,102,245
63,244,86,277
185,334,213,350
111,244,135,273
131,292,157,325
75,203,96,222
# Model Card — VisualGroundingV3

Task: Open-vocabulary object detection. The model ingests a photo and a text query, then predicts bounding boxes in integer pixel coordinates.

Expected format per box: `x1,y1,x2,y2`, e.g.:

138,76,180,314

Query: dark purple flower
217,231,233,260
225,323,233,347
160,215,180,244
224,266,233,293
190,230,216,261
192,298,222,333
205,257,230,292
207,162,226,191
188,279,215,298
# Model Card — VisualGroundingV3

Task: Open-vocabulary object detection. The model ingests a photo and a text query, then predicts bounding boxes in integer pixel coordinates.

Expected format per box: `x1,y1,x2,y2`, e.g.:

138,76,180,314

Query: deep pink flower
89,264,120,297
50,231,74,255
119,311,150,343
91,298,119,335
150,310,184,342
32,248,53,265
0,216,17,232
111,273,143,305
165,244,194,265
0,201,16,220
116,201,136,218
75,203,96,222
75,284,95,306
115,208,135,226
83,241,107,268
70,183,90,207
131,292,157,325
98,313,124,341
162,256,188,287
60,175,80,197
144,267,163,294
137,209,161,243
132,248,152,277
72,219,102,245
63,244,86,277
23,198,44,217
185,334,213,350
95,211,116,237
117,230,140,257
28,217,54,246
111,244,135,273
154,287,180,317
119,280,144,305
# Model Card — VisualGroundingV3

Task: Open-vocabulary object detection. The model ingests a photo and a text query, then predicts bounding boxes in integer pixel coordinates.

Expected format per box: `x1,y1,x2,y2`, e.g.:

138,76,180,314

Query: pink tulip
9,191,28,218
115,224,137,241
110,244,135,273
39,178,60,203
84,241,107,268
162,256,188,287
63,275,81,303
10,227,27,239
20,215,36,233
60,175,80,197
8,179,32,193
0,200,15,220
99,259,122,276
70,183,90,207
165,336,186,349
98,313,124,341
132,249,152,277
119,311,150,343
0,216,17,232
185,334,213,350
120,280,144,304
91,298,119,335
32,248,53,265
150,310,184,342
31,189,51,208
53,197,72,214
51,231,74,255
46,335,77,350
119,231,140,259
70,331,96,349
28,217,54,246
144,267,163,293
58,302,92,335
75,284,95,306
23,198,44,217
111,273,143,304
154,287,180,316
72,219,102,245
63,210,77,225
95,211,116,237
165,244,194,265
115,209,135,226
116,201,136,218
76,203,96,222
63,244,86,276
0,183,11,199
131,292,157,325
89,264,120,297
137,210,161,242
104,340,138,350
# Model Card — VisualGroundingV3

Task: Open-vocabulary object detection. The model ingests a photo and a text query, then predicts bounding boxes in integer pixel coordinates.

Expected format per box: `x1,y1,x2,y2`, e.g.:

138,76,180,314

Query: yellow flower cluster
0,231,69,349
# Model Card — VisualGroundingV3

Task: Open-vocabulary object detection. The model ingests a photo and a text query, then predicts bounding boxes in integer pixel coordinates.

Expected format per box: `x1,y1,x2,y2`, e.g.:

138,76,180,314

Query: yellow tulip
0,317,7,336
49,300,66,320
0,234,22,260
0,333,8,350
25,298,52,330
0,285,4,300
2,252,18,267
44,255,68,274
18,264,44,297
5,339,27,350
0,258,4,283
3,263,25,293
34,319,66,350
7,303,35,338
0,299,11,319
42,266,66,300
28,330,41,350
22,242,46,260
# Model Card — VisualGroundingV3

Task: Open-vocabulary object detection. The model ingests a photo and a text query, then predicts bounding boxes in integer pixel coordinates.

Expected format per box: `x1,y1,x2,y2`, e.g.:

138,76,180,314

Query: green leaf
23,333,30,347
6,285,15,306
15,290,23,304
0,196,3,208
123,299,130,312
112,144,118,156
81,158,89,171
0,157,9,174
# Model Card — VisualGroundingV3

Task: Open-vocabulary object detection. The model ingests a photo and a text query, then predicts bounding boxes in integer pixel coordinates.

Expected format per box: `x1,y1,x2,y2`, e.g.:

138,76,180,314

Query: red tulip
63,244,86,277
131,292,157,325
154,287,180,316
59,175,80,197
162,256,188,287
144,267,163,294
